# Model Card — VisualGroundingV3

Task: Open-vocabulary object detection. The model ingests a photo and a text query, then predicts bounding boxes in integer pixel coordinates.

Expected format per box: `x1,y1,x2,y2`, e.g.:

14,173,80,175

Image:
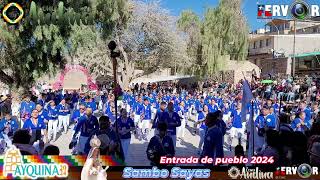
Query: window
285,23,290,29
253,41,257,49
259,40,263,48
266,38,270,46
313,27,318,33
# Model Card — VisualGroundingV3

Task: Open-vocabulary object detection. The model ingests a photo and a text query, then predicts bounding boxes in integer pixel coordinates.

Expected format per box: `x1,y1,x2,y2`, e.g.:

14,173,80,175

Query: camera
297,163,312,178
291,1,309,20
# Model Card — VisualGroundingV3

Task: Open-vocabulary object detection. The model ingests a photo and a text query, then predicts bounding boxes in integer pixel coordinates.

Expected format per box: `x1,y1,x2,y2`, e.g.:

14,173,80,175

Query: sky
160,0,320,31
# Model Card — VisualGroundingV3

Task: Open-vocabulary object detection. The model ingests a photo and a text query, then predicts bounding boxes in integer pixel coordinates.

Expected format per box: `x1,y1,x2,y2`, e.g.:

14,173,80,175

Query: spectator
42,144,60,155
12,129,37,155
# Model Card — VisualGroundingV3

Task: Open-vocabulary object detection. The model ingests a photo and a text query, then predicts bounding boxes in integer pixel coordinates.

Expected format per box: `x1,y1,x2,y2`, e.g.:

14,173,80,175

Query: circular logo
228,166,240,179
2,3,24,24
297,163,312,178
290,1,309,20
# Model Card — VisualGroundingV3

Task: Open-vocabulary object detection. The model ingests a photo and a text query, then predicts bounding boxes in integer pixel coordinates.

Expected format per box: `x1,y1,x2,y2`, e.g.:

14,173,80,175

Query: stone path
54,125,246,166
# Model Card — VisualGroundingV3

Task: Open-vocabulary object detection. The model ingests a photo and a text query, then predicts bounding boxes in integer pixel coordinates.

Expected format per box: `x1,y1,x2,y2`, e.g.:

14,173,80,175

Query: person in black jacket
147,122,174,167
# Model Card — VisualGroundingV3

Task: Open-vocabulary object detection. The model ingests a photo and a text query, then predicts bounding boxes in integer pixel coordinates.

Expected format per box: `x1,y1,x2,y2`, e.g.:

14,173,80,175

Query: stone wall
208,60,260,84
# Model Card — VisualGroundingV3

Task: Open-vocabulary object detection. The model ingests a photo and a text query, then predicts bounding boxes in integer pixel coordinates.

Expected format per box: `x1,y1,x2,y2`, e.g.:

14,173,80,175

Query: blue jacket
47,106,58,120
71,110,84,122
73,115,99,137
0,118,19,138
201,126,224,160
22,118,46,131
255,114,266,129
116,117,135,139
20,101,36,116
197,111,207,130
143,104,152,120
266,113,277,129
230,110,242,128
37,99,46,107
133,102,144,115
166,112,181,136
38,110,48,121
291,118,310,133
57,104,70,116
152,110,169,129
85,101,97,111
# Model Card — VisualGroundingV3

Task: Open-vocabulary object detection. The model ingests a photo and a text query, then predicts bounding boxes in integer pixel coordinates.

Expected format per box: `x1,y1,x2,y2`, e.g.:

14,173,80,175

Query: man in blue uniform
84,116,119,156
0,111,19,146
167,102,181,149
133,96,144,139
229,103,244,150
265,107,277,129
147,122,175,167
208,99,219,113
254,105,269,152
37,93,47,107
71,104,86,125
299,101,311,125
84,95,97,112
291,111,310,133
47,100,59,142
72,108,99,154
20,94,36,125
22,109,46,145
141,99,152,141
176,101,185,142
151,102,168,135
36,104,48,143
57,98,71,134
201,112,223,167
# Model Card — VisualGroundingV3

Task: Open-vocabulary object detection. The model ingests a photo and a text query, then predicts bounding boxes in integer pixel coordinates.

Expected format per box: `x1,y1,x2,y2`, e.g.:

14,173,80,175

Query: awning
289,51,320,58
131,75,194,84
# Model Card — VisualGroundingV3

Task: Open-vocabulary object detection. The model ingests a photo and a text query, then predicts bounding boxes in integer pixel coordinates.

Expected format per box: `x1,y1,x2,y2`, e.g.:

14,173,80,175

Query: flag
257,5,265,17
240,79,254,161
240,80,253,123
257,5,272,17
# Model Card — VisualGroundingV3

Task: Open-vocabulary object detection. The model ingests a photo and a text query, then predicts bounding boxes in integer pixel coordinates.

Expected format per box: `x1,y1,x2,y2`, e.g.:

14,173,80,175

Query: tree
74,0,189,89
117,0,189,87
0,0,128,91
177,0,249,77
202,0,249,75
177,10,203,76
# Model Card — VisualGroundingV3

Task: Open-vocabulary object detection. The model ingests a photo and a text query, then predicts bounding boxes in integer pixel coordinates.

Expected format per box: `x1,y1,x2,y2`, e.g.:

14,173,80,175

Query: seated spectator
42,144,60,155
12,129,38,155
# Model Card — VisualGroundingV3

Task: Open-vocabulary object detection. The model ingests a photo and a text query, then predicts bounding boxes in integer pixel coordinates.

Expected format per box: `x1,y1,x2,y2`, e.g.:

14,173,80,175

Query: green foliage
178,0,249,77
0,0,130,89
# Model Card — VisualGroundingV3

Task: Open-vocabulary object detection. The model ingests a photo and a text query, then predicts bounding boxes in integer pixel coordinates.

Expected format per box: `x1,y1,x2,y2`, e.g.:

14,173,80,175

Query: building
248,18,320,77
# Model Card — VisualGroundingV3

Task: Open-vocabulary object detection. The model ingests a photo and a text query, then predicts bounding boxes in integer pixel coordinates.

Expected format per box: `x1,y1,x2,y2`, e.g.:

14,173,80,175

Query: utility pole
108,41,120,134
292,20,296,77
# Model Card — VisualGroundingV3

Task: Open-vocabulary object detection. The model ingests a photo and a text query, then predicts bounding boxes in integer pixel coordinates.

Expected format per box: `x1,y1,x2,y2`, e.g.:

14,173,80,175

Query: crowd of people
0,74,319,167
